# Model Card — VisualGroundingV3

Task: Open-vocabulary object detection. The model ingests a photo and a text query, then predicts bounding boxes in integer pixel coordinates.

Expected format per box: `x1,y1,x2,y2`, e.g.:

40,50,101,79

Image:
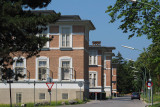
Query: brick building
0,10,95,104
88,41,116,99
112,63,118,96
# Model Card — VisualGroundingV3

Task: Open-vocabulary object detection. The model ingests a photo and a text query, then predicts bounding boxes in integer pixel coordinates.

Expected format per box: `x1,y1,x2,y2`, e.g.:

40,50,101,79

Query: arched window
59,56,73,81
36,56,49,80
13,57,26,80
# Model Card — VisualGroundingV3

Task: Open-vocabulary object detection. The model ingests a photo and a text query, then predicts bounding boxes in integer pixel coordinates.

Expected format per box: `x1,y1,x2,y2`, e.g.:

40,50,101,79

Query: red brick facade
88,44,116,98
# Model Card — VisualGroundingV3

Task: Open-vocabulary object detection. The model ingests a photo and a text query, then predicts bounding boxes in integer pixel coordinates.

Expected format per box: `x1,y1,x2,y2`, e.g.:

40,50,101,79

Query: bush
0,104,10,107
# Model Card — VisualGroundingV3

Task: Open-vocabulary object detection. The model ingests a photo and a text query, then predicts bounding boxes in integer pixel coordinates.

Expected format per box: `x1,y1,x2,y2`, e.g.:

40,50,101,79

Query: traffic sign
46,82,54,90
78,81,83,87
146,81,153,87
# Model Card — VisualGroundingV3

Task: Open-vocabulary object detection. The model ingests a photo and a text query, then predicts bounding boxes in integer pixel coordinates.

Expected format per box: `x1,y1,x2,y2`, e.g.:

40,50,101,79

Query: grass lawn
149,103,160,107
142,93,160,107
0,99,86,107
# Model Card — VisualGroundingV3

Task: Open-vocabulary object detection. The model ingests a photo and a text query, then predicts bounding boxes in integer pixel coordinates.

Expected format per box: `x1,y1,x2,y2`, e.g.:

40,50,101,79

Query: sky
46,0,152,60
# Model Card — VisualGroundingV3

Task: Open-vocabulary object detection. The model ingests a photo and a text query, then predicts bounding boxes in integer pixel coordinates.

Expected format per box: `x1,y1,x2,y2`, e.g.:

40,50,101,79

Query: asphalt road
58,96,146,107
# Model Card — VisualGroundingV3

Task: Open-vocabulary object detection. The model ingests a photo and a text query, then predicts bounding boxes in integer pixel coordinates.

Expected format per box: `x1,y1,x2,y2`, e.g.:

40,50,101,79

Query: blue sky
47,0,152,60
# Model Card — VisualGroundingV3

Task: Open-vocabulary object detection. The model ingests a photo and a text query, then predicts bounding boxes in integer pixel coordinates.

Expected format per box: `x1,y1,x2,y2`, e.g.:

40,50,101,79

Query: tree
135,45,160,93
0,0,60,80
106,0,160,42
113,52,135,94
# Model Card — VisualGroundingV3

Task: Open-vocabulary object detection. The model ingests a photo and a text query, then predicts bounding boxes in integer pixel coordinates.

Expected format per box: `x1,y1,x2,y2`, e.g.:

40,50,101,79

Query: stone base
0,88,84,104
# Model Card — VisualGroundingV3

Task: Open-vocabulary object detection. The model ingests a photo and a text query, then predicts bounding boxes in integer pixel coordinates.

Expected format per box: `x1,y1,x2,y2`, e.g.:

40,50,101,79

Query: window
37,26,49,48
62,93,68,99
38,60,47,80
36,57,49,81
61,61,70,80
59,57,73,81
14,57,26,80
39,34,48,48
39,93,45,99
89,51,97,65
89,72,97,87
60,26,72,48
16,93,22,104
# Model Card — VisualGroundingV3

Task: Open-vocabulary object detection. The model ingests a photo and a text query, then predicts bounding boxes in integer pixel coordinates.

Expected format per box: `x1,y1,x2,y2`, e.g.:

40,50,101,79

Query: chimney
92,41,101,46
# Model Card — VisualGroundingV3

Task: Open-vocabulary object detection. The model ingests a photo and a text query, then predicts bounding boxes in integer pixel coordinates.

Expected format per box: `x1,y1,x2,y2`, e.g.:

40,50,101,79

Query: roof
59,15,81,21
30,10,56,14
89,45,116,50
89,45,116,56
30,10,95,30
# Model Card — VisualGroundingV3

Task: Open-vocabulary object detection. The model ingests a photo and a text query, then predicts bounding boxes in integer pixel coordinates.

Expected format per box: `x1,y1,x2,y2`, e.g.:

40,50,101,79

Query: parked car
131,92,140,100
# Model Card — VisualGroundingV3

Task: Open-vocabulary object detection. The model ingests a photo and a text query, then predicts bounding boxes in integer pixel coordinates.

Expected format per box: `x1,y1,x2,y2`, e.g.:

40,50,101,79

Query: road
58,96,146,107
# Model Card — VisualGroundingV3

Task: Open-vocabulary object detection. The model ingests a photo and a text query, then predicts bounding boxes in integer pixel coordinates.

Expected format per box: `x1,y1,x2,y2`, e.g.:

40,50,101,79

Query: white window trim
37,26,50,48
89,71,98,87
16,92,22,104
59,56,73,81
62,93,69,100
36,56,49,81
89,50,98,65
59,25,72,48
39,93,46,100
13,57,26,80
104,73,106,87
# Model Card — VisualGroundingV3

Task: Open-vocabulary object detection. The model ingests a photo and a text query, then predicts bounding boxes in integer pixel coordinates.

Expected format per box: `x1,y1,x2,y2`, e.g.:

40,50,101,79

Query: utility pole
8,80,13,107
34,81,35,107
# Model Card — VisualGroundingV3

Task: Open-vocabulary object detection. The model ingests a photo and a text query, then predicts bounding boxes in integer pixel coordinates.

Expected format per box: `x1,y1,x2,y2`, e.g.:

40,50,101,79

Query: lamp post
122,45,150,77
122,45,153,104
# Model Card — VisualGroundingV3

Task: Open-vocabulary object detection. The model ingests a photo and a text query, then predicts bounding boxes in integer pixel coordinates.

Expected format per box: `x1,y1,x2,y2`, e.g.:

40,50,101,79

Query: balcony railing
89,78,96,88
59,67,74,81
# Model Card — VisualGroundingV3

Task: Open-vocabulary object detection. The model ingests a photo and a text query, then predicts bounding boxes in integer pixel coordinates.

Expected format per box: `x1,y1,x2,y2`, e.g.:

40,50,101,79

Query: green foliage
0,100,86,107
113,52,136,94
135,45,160,94
149,103,160,107
0,104,10,107
106,0,160,40
107,0,160,94
0,0,60,80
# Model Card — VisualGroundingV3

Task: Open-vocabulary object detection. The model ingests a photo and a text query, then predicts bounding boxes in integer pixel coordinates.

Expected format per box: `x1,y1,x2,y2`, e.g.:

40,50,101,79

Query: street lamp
121,45,135,50
127,0,160,12
121,45,143,52
122,45,153,104
127,0,136,2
